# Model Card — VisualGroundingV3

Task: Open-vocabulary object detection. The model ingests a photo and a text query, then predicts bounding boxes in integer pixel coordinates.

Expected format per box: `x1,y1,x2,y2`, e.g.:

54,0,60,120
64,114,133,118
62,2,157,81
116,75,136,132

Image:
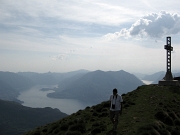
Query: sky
0,0,180,74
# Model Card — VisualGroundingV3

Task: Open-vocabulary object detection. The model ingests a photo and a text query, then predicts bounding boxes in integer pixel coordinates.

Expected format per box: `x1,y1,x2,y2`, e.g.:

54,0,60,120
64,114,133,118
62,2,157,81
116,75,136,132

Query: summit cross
164,37,173,80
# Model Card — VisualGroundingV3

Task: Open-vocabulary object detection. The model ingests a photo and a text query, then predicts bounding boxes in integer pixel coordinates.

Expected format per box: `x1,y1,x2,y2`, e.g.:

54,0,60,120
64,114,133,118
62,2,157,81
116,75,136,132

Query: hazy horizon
1,1,180,74
1,68,180,76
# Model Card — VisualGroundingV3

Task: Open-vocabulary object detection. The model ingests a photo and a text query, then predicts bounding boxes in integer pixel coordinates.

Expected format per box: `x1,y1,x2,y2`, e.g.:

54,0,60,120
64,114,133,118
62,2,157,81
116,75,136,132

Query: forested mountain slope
48,70,144,104
0,99,68,135
0,71,35,91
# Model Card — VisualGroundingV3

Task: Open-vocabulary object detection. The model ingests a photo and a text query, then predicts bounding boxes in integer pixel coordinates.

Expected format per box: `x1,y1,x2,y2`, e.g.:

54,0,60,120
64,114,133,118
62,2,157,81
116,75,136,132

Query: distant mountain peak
48,70,144,104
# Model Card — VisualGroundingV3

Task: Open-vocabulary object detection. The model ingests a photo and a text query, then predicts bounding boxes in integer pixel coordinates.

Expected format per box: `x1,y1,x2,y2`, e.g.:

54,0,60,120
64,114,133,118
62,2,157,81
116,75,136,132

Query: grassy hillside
23,85,180,135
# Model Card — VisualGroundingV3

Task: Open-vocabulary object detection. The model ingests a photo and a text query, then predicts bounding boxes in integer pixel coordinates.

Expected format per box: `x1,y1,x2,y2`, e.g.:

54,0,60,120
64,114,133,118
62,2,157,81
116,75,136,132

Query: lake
141,80,153,85
17,85,94,115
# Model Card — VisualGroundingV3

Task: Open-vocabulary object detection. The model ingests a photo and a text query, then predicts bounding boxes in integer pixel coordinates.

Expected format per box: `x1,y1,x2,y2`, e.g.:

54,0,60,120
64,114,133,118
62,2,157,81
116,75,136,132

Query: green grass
23,85,180,135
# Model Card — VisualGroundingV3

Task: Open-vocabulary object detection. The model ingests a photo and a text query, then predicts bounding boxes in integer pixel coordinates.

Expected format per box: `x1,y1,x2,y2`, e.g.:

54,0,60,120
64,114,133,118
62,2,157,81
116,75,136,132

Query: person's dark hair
113,88,117,93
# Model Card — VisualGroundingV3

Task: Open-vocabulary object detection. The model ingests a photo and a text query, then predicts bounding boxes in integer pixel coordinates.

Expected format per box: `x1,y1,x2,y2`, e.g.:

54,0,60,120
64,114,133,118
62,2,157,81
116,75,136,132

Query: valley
17,85,94,114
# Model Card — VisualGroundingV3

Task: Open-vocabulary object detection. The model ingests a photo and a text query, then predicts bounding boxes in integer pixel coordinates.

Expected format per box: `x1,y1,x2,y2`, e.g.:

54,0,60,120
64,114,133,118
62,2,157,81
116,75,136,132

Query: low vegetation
23,85,180,135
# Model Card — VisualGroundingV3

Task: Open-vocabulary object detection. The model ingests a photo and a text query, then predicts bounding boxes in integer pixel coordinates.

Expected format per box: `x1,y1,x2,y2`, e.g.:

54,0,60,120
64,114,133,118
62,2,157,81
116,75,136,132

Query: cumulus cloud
104,11,180,40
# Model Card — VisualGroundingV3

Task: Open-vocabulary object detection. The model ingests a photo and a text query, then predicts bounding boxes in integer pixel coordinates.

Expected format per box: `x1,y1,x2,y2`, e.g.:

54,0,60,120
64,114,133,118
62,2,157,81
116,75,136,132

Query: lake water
141,80,153,85
17,85,94,115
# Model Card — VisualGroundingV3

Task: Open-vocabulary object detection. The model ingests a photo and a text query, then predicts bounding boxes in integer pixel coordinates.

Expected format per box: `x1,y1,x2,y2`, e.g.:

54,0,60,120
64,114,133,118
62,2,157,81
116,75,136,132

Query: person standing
110,88,123,131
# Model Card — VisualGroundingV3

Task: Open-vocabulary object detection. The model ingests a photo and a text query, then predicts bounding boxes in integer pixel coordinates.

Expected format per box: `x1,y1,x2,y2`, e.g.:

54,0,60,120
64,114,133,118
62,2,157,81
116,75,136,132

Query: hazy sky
0,0,180,74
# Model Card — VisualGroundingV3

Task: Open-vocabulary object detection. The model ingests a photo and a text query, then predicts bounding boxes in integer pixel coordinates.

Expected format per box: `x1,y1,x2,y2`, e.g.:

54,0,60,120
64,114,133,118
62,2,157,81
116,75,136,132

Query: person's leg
113,111,120,130
110,111,116,130
110,111,115,123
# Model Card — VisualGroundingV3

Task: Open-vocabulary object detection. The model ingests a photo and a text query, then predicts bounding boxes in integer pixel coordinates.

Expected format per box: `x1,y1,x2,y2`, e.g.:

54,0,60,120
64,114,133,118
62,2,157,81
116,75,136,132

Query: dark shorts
110,110,120,124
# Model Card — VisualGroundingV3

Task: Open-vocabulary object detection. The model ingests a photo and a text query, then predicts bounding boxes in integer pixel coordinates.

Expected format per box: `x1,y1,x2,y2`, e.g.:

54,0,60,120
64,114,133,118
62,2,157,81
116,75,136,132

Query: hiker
109,88,123,131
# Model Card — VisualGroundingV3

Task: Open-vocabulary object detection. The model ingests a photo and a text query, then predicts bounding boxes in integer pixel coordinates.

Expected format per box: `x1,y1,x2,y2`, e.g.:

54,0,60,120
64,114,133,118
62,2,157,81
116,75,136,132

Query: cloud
50,54,68,61
0,0,142,26
104,11,180,40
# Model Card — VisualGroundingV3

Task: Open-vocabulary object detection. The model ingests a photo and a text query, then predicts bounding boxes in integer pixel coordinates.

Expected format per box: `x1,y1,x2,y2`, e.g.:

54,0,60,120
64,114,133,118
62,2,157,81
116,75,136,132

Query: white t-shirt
110,94,123,111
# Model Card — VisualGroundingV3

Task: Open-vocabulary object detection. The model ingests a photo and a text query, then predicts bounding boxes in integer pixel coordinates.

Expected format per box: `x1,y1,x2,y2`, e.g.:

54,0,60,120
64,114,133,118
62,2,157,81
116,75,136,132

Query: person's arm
119,95,123,115
109,95,112,108
120,102,123,115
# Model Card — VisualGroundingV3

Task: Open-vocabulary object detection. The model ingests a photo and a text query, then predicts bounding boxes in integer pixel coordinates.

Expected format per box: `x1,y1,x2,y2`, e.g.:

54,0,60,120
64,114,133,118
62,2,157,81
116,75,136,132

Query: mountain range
47,70,144,104
0,70,88,102
0,70,180,135
1,69,179,104
0,71,35,91
0,70,144,104
17,69,89,85
0,69,180,135
142,71,180,84
0,69,144,134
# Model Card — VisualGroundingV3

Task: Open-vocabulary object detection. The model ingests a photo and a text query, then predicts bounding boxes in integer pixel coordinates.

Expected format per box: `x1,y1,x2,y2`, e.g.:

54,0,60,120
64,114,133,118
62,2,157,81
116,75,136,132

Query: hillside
142,71,165,81
0,71,35,102
48,70,144,104
0,100,68,135
23,85,180,135
0,79,20,102
0,71,35,91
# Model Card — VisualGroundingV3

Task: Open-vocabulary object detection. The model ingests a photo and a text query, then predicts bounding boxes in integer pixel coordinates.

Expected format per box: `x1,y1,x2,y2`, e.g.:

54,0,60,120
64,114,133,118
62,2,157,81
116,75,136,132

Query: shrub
124,104,130,108
99,112,108,117
42,128,47,133
102,101,110,108
164,116,174,126
94,104,103,112
137,129,160,135
66,131,82,135
60,123,69,131
137,123,161,135
101,108,108,112
53,128,60,134
154,111,168,121
69,123,86,133
92,122,101,127
171,129,180,135
90,118,96,122
168,112,178,120
85,106,90,109
91,121,107,133
48,124,58,132
33,130,41,135
174,119,180,126
92,112,98,116
91,127,102,134
157,129,171,135
121,93,126,96
68,120,74,125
